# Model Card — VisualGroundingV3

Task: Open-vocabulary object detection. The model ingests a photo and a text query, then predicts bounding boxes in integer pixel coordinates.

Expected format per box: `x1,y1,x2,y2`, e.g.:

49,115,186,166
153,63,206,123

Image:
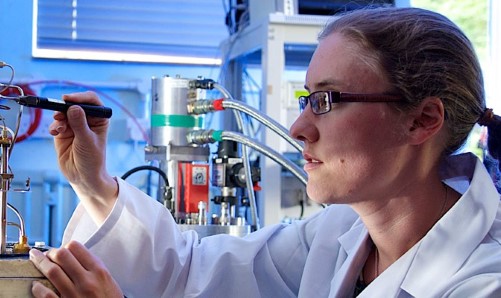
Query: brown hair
319,7,485,155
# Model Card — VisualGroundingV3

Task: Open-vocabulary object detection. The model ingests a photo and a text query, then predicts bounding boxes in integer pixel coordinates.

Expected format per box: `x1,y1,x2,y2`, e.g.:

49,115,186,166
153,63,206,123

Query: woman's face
290,33,410,205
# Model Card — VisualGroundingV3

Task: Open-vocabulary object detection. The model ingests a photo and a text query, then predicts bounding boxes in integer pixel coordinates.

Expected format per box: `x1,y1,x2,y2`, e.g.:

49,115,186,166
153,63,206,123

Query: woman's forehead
306,36,387,93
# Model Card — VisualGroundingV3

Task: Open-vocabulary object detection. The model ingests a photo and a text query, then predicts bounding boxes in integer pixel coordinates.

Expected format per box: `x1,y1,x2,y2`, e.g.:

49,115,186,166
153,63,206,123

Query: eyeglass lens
298,92,331,114
312,92,329,114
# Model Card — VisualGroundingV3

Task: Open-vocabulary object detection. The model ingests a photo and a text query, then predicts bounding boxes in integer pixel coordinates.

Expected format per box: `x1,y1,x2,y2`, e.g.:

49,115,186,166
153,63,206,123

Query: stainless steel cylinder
150,75,203,147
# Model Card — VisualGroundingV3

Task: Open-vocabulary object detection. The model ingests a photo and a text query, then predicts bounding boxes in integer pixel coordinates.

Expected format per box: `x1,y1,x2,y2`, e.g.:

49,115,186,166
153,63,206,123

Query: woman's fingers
29,249,77,296
53,110,67,121
30,242,123,298
49,119,68,136
63,91,103,106
65,241,105,271
44,244,89,282
32,280,59,298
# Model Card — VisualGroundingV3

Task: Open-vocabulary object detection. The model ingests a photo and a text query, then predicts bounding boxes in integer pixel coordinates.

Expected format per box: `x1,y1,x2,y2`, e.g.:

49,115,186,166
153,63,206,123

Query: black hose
121,165,169,187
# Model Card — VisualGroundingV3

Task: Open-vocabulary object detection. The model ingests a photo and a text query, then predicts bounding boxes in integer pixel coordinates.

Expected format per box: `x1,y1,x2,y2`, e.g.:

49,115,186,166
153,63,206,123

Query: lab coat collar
400,154,500,296
332,218,418,298
330,219,371,297
331,153,499,297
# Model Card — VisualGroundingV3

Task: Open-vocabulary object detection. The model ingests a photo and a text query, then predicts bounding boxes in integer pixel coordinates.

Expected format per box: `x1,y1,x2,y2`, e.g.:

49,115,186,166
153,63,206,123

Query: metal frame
221,13,328,225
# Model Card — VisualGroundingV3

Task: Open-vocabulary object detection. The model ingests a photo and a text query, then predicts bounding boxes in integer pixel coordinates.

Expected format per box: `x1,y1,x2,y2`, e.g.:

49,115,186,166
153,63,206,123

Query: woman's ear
408,97,445,145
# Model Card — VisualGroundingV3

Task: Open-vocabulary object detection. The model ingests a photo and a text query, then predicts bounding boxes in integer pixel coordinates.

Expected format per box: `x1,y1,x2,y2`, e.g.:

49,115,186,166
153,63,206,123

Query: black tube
121,165,169,187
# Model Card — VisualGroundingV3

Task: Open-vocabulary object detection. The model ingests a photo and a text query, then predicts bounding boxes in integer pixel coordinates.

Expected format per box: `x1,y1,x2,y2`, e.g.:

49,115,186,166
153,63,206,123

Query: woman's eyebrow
308,79,344,91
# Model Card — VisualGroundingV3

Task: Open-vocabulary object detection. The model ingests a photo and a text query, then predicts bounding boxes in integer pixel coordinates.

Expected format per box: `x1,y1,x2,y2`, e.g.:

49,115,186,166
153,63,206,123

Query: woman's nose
289,110,319,143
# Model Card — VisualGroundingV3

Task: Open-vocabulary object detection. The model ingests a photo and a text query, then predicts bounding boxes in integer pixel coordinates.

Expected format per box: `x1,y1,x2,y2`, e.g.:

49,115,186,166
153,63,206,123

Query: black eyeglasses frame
298,90,404,115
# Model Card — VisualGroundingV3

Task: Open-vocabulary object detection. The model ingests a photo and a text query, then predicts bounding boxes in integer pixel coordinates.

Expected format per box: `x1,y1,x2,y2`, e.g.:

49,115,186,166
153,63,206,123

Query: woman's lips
303,153,322,171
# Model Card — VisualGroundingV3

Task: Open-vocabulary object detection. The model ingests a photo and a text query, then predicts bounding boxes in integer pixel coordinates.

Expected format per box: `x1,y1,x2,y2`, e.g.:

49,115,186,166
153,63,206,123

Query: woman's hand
30,241,123,298
49,91,117,223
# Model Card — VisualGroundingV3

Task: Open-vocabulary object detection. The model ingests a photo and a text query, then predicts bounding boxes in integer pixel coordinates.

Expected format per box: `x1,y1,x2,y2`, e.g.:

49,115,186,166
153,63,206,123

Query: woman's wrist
70,173,119,224
72,174,117,201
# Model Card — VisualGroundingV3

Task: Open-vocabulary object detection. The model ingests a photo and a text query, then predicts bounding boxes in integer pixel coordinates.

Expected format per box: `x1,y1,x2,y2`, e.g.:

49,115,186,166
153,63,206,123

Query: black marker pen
16,96,112,118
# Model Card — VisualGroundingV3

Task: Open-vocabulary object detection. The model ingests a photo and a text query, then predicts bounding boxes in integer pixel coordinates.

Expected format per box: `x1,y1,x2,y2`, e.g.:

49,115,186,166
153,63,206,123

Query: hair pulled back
319,7,501,158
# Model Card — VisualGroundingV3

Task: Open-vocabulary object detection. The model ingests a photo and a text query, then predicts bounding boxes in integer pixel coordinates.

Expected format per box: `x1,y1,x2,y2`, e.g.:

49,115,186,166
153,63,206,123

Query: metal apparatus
212,139,260,225
145,75,209,217
145,75,252,237
140,74,310,237
0,127,31,255
0,82,33,256
0,71,109,256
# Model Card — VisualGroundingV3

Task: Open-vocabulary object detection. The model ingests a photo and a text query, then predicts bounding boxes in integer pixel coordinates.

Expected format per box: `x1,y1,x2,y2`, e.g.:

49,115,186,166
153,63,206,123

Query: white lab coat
63,153,501,297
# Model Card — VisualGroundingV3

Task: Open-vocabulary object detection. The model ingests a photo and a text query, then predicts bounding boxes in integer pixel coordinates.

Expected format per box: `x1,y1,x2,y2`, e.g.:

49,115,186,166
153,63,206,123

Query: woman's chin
307,189,332,205
307,186,346,205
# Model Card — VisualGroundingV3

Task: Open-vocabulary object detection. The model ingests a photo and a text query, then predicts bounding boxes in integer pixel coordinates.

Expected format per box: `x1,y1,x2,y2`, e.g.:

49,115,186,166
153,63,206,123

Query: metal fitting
186,100,215,115
186,130,215,145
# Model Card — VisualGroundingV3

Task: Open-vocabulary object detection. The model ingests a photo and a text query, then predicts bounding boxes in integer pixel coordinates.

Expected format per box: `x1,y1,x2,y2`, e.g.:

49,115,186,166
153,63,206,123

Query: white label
192,166,207,185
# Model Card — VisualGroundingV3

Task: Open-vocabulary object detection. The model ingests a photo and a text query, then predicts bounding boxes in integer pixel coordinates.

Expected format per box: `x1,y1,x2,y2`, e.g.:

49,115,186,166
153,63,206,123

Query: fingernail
56,125,65,133
29,248,43,260
68,107,80,118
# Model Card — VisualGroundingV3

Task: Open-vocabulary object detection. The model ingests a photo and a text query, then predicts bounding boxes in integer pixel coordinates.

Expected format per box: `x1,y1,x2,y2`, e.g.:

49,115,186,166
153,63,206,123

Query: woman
30,7,501,298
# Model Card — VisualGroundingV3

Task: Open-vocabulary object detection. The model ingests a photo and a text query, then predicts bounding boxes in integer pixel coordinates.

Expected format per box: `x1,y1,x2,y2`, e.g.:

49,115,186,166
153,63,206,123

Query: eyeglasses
298,91,404,115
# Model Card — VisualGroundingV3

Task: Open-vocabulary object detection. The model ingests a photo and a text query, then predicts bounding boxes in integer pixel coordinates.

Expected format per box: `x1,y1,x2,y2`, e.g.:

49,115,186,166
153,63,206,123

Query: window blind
33,0,229,64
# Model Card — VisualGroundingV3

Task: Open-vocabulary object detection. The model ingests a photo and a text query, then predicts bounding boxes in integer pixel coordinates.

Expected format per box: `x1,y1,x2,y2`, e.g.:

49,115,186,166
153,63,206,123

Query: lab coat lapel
329,219,372,298
400,158,499,296
328,154,497,297
356,242,418,297
354,155,498,298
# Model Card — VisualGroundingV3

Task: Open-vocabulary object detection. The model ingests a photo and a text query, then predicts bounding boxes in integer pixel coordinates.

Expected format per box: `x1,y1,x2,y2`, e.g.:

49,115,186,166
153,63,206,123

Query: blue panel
36,0,229,60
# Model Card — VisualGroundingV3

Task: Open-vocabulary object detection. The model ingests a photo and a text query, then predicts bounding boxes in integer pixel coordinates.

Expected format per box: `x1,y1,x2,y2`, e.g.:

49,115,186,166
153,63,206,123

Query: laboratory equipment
144,75,252,237
0,62,54,296
141,75,306,237
0,83,33,256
